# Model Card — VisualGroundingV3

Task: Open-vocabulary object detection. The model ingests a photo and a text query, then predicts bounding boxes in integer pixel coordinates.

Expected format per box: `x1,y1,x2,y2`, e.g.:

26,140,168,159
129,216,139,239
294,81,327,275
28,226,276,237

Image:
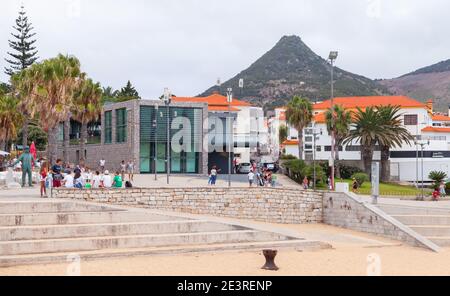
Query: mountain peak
200,35,387,109
403,59,450,77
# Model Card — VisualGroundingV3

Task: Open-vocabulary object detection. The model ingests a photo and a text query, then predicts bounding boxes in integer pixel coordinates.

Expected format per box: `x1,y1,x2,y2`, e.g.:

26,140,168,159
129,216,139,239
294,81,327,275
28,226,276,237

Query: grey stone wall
54,187,323,224
323,192,438,251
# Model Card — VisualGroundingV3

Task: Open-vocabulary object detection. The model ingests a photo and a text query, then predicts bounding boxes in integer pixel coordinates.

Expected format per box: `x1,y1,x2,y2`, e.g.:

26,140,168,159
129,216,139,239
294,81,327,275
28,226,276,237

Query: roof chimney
426,99,433,114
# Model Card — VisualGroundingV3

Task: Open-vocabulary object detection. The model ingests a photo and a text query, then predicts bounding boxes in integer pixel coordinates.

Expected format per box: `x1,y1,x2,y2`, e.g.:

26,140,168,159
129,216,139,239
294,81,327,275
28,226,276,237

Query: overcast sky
1,0,449,99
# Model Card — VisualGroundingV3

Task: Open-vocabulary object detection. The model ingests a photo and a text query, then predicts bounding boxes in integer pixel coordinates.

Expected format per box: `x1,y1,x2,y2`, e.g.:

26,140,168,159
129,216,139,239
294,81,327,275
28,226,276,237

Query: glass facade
116,108,127,143
139,105,202,174
104,111,112,144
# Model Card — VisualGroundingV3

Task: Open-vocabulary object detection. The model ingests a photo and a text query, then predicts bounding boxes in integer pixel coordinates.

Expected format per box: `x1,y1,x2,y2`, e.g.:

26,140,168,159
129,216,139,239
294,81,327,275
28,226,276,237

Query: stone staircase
0,200,328,266
378,204,450,247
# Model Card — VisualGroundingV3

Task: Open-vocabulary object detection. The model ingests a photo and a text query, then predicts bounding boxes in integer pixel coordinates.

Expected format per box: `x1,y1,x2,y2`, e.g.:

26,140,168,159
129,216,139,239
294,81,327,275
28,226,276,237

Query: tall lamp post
328,51,338,191
163,88,172,185
415,139,430,200
310,128,323,190
227,88,233,188
154,105,159,181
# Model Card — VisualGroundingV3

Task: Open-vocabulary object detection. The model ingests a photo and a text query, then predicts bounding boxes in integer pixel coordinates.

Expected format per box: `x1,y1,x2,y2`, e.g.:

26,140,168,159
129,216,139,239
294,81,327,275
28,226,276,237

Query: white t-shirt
63,174,74,188
102,175,112,188
248,172,255,180
92,175,101,188
100,159,106,166
210,169,217,176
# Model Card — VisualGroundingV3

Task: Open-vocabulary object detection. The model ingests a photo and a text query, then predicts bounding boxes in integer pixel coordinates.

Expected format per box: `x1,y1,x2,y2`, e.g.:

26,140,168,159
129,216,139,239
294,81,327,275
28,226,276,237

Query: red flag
30,142,37,160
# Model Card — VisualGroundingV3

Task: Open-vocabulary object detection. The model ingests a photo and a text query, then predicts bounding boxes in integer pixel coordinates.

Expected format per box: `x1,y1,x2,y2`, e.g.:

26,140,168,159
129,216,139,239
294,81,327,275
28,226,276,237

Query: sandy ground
1,223,449,276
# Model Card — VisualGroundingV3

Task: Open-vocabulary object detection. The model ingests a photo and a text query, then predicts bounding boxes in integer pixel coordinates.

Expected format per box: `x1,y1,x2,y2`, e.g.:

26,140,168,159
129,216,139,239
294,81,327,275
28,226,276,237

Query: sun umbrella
30,142,37,160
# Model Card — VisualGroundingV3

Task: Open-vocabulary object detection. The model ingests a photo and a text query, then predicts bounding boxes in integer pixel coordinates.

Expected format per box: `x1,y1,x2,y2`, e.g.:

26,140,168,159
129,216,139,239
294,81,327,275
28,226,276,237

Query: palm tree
377,105,413,182
325,105,352,179
286,96,313,160
344,107,387,176
71,78,102,164
12,54,82,164
0,93,23,151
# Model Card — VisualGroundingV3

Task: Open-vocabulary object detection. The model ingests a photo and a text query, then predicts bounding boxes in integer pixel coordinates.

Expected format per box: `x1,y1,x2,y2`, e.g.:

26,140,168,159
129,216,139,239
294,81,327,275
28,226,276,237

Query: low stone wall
323,192,439,251
53,187,323,224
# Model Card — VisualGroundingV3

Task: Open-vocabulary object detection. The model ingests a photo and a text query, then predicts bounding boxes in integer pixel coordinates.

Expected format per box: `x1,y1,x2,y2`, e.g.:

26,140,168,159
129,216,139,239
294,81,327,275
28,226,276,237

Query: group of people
248,167,277,187
36,158,136,198
432,181,447,201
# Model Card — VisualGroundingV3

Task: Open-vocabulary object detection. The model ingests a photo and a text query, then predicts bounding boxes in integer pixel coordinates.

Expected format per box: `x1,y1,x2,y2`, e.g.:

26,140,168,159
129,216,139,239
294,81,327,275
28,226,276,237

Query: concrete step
409,226,450,237
0,230,292,256
0,220,243,241
0,201,118,214
378,205,450,216
0,239,331,267
392,215,450,226
427,237,450,247
0,211,187,227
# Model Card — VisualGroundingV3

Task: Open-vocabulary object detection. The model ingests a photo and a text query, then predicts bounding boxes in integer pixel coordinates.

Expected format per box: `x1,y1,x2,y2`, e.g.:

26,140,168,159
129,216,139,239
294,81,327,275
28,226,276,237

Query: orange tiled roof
432,115,450,122
208,106,240,112
282,140,299,145
313,96,426,110
172,93,252,108
422,127,450,133
313,112,326,123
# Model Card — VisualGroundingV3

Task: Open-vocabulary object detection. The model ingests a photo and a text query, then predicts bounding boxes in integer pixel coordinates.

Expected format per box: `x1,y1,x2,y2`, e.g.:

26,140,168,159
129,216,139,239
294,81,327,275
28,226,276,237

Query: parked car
237,163,252,174
263,163,279,173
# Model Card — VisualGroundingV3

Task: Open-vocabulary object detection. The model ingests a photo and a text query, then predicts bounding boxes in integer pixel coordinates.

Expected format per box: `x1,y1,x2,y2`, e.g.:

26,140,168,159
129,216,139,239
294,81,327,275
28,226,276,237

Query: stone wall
54,187,323,224
323,192,439,251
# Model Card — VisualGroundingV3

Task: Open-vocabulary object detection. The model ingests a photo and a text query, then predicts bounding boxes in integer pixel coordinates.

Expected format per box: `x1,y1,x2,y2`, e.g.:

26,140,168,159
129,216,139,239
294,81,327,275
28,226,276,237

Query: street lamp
227,88,233,188
309,128,323,190
328,51,338,191
414,139,430,200
154,105,159,181
163,88,172,185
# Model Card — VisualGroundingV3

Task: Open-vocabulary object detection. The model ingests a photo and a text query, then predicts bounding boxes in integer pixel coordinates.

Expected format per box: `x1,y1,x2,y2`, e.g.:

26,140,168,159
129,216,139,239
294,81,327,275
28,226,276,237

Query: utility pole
329,51,338,191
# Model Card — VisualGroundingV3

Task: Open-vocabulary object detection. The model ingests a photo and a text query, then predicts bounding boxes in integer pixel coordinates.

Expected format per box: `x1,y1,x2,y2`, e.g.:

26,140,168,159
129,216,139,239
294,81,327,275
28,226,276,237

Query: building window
305,136,313,142
325,146,331,152
346,146,361,152
305,144,313,150
104,111,112,144
116,108,127,143
404,114,418,126
316,146,322,152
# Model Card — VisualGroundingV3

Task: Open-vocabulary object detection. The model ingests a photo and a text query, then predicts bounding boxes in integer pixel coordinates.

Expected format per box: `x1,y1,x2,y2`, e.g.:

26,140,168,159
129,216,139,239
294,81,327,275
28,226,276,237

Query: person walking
248,170,255,187
120,160,126,181
439,181,446,198
99,158,106,173
210,166,218,186
303,176,309,190
127,160,135,182
39,163,48,197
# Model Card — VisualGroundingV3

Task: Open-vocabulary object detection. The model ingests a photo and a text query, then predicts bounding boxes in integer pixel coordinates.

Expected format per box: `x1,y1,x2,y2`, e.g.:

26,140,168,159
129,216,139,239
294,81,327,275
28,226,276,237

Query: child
112,171,123,188
85,179,92,189
248,171,255,187
92,171,101,188
74,172,84,189
45,170,53,198
432,188,440,201
39,164,48,198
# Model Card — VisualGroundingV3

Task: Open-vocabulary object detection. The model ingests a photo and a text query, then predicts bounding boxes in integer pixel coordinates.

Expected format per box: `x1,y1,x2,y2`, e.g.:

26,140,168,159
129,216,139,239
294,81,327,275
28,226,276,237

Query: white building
269,96,450,182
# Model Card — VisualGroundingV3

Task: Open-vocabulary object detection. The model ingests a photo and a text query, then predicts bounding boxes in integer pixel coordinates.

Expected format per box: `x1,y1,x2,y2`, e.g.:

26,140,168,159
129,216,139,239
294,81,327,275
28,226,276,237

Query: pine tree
4,5,39,148
116,80,141,102
5,6,39,76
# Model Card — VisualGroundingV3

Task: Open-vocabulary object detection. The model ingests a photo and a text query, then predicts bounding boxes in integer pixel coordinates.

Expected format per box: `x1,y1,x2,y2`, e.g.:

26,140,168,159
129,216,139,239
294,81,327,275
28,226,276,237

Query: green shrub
280,154,297,160
283,159,306,183
429,171,447,188
446,182,450,195
339,165,363,180
301,165,326,185
352,172,369,187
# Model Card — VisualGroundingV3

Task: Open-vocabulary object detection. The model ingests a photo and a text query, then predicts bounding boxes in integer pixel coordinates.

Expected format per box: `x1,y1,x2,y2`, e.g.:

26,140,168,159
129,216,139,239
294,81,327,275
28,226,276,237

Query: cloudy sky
1,0,449,98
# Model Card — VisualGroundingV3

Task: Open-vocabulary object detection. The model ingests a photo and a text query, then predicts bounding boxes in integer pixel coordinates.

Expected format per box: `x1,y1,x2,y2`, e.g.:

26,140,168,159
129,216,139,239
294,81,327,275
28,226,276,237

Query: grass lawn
339,179,427,196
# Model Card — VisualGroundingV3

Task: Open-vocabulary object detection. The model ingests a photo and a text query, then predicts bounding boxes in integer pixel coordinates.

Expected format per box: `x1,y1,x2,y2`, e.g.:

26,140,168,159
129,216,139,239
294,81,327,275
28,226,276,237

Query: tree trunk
47,126,59,165
80,122,88,164
0,140,5,152
63,120,70,165
297,130,303,160
335,139,341,179
361,144,374,177
22,116,29,148
381,146,390,182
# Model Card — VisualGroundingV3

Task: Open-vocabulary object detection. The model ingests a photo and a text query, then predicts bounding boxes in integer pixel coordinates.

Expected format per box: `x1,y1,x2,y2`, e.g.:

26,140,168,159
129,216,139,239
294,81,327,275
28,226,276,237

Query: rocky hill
200,35,387,110
379,59,450,112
